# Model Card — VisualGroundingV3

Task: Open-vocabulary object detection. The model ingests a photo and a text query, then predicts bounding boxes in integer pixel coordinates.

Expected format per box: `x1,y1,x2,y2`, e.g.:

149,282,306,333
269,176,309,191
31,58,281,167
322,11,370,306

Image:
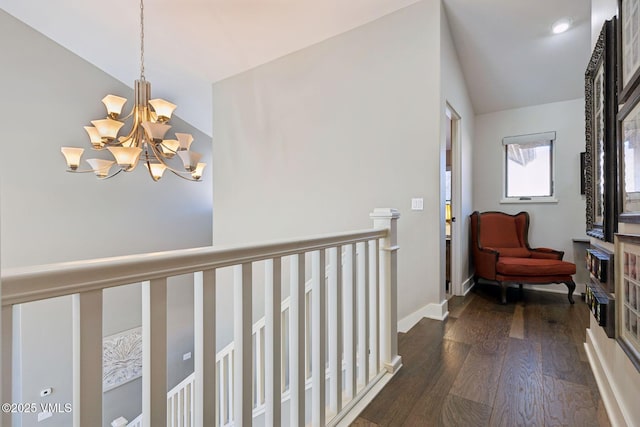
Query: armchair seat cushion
496,257,576,277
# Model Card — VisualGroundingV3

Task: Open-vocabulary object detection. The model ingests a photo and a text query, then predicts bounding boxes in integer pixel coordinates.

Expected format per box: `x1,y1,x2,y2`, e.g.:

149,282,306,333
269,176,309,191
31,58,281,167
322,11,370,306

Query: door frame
445,103,463,297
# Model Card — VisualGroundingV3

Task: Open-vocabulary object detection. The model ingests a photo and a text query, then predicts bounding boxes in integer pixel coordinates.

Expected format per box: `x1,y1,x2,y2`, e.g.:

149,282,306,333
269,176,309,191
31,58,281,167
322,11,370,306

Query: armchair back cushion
478,212,527,248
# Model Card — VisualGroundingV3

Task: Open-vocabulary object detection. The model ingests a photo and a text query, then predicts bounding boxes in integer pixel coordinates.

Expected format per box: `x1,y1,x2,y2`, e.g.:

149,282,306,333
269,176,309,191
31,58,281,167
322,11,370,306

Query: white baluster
312,250,326,426
305,288,312,381
357,241,369,388
190,379,195,426
174,389,179,426
368,239,380,375
289,254,305,427
370,208,402,373
344,244,357,399
72,290,103,427
255,326,262,407
194,270,216,427
281,309,288,393
219,358,227,425
328,246,343,415
142,279,168,426
228,352,234,423
233,263,253,426
1,305,12,427
265,258,282,426
186,381,191,426
181,390,185,425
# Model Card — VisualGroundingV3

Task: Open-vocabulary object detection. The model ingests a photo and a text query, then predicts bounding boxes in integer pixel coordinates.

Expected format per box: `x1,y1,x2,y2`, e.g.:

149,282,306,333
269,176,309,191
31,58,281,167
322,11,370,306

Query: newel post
370,208,402,374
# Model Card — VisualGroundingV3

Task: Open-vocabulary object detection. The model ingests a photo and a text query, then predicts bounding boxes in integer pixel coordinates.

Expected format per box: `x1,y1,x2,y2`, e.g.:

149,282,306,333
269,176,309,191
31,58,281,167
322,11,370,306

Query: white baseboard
397,299,448,333
331,368,401,427
585,327,627,427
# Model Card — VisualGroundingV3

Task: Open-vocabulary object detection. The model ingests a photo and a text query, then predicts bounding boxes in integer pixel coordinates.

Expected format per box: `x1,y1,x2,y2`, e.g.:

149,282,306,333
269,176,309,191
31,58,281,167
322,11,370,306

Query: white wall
440,6,475,294
212,0,454,327
473,99,588,293
0,17,213,268
0,10,212,427
591,0,618,49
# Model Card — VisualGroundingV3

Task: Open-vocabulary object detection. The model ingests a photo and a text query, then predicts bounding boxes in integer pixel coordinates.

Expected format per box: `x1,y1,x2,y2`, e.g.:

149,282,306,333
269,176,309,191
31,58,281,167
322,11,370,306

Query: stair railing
1,208,400,427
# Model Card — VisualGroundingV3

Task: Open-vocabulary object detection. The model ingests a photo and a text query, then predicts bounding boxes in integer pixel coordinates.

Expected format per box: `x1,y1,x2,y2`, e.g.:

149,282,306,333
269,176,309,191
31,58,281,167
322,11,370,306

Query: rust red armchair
470,211,576,304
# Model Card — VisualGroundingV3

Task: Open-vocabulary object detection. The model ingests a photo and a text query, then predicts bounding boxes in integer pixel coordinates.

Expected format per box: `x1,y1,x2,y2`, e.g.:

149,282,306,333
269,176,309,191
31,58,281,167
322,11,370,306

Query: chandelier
60,0,205,182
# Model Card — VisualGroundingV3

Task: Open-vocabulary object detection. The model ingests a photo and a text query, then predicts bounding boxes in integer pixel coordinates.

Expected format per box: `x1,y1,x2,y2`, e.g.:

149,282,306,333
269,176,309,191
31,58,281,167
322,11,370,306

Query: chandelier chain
140,0,145,80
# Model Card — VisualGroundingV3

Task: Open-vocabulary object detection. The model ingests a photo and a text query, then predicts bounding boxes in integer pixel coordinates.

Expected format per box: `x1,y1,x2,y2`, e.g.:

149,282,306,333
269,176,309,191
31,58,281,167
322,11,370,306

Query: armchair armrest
530,247,564,260
474,247,499,280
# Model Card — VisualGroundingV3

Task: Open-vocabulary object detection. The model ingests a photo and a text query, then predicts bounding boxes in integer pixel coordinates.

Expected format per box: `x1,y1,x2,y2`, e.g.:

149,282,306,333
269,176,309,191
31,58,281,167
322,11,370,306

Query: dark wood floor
352,285,611,427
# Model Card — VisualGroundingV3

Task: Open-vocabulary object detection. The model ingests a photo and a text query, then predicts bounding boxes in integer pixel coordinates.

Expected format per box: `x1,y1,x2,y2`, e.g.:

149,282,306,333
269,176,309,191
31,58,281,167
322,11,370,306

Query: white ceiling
443,0,591,115
1,0,590,135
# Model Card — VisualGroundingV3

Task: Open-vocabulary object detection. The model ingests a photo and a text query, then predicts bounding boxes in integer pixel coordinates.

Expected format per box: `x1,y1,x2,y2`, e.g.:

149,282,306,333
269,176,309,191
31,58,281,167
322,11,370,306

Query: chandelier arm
147,143,196,175
165,167,201,182
97,168,125,180
143,144,199,181
147,144,201,181
119,126,140,146
119,110,135,121
116,114,146,147
65,168,102,174
65,167,124,179
159,141,178,154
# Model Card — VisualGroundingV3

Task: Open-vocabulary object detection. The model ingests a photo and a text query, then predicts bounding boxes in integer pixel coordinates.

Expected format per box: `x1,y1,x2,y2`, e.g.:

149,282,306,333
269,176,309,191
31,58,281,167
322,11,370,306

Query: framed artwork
103,327,143,391
618,0,640,102
586,19,619,241
616,234,640,372
581,151,586,195
619,84,640,222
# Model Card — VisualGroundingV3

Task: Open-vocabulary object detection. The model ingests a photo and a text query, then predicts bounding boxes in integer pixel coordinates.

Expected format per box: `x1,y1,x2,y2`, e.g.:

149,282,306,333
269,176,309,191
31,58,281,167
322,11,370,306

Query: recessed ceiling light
552,18,572,34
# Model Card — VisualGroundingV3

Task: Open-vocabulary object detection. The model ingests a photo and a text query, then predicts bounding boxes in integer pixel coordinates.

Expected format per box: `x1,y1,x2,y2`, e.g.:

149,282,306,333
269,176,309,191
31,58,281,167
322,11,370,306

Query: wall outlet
183,352,192,361
38,411,53,422
411,198,424,211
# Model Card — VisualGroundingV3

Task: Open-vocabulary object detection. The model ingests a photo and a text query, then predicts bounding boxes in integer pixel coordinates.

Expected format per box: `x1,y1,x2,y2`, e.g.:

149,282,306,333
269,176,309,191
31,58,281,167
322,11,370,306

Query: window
502,131,556,202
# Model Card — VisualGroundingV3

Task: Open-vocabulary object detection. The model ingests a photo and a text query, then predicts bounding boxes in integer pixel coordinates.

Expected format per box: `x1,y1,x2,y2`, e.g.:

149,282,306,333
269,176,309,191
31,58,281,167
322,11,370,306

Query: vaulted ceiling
443,0,591,115
0,0,590,136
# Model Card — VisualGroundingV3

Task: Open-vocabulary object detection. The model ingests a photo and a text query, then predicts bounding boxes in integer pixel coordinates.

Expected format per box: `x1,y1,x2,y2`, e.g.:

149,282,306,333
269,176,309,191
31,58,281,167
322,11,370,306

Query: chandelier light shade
61,0,206,182
60,147,84,170
192,163,206,180
86,159,115,178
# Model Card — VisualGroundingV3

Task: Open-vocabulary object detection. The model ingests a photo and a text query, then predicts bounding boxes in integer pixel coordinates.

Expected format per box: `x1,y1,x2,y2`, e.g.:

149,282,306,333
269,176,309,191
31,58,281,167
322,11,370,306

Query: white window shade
503,132,556,167
502,131,556,146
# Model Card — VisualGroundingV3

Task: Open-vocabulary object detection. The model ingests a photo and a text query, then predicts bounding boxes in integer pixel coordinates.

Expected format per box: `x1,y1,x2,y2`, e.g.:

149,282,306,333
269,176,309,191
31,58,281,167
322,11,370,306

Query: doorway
445,104,460,298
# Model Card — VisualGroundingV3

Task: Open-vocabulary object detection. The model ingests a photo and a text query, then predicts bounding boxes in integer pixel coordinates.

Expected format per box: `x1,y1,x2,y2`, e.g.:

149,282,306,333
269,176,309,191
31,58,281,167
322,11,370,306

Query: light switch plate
411,198,424,211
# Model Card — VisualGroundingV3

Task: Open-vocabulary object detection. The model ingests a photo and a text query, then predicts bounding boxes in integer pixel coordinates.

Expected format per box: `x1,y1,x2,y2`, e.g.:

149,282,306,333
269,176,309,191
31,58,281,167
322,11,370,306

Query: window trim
501,131,557,204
